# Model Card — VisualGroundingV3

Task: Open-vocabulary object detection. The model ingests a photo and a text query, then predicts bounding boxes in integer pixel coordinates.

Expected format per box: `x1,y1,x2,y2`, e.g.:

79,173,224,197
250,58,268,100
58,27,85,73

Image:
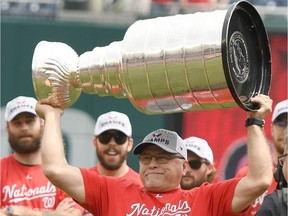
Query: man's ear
92,137,97,149
206,164,214,175
127,137,134,152
183,160,188,176
40,118,44,126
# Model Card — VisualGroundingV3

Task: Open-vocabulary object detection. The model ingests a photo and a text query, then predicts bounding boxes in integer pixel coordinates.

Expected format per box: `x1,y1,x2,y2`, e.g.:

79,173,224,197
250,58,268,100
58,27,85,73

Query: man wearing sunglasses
235,99,288,216
181,136,217,190
256,130,288,215
35,94,273,215
271,99,288,163
83,111,142,215
89,111,141,184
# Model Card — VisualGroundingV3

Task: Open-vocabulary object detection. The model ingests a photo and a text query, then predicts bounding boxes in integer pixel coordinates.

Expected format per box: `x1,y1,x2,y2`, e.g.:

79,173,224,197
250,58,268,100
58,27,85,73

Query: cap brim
6,110,37,122
272,110,288,122
133,142,178,155
95,125,130,136
186,148,213,164
186,148,203,158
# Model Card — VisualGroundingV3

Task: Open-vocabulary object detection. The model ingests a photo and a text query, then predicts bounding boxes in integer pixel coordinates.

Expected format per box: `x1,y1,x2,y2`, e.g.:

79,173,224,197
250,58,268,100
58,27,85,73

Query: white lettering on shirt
251,190,268,208
2,182,57,208
127,200,191,215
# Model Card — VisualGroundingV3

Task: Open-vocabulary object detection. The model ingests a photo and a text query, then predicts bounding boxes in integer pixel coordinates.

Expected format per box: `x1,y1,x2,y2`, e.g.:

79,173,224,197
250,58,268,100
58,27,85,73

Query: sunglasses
274,120,287,129
188,159,209,170
98,131,128,145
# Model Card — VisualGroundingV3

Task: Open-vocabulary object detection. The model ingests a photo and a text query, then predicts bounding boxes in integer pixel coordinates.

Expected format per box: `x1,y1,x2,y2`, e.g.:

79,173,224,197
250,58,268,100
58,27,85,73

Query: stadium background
1,8,287,181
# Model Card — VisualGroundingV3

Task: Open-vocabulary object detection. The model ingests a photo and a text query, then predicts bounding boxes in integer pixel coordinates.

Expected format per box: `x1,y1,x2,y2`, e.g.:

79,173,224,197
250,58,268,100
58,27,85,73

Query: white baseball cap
5,96,38,122
133,128,187,160
272,99,288,122
184,136,213,164
94,111,132,136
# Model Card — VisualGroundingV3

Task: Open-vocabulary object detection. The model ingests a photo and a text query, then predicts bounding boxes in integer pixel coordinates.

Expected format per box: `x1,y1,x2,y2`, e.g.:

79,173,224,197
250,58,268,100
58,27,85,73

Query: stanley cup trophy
32,0,271,115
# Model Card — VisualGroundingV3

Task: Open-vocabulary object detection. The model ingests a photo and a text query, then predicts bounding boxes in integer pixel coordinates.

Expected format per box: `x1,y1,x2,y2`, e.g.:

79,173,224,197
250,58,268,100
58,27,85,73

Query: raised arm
35,102,85,203
232,94,273,213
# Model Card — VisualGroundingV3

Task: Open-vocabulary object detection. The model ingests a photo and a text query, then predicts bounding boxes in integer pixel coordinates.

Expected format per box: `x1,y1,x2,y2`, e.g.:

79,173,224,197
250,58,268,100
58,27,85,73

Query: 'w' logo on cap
152,133,162,138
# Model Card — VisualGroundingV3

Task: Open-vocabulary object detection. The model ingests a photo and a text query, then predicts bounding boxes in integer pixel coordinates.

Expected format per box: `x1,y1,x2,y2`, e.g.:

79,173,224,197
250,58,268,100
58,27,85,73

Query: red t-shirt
1,155,70,210
78,168,244,216
89,165,142,186
83,166,143,215
235,166,277,216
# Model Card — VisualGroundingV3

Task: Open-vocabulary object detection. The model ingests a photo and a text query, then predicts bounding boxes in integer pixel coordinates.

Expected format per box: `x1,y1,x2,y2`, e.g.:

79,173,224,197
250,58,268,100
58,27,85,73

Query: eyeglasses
188,159,209,170
274,120,287,129
138,154,185,165
98,131,128,145
278,153,288,166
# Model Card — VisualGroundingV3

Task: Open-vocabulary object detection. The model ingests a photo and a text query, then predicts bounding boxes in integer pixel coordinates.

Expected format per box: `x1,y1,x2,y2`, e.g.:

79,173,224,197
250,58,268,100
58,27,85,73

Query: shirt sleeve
195,178,246,216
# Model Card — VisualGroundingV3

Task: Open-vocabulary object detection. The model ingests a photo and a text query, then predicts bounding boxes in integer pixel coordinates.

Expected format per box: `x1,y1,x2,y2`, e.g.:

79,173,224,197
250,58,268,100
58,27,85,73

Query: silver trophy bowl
32,0,271,114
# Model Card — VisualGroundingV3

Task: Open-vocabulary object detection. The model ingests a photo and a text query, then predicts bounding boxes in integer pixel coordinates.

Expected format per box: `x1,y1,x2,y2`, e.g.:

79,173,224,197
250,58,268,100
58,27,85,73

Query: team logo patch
229,31,249,84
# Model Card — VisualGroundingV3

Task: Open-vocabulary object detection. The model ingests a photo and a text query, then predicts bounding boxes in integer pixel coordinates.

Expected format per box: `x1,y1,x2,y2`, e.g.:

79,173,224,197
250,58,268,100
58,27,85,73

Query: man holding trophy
30,1,273,215
34,94,273,215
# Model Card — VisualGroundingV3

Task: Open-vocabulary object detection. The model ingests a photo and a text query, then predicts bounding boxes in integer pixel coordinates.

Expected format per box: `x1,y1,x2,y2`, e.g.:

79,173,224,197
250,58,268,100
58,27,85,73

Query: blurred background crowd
1,0,287,21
